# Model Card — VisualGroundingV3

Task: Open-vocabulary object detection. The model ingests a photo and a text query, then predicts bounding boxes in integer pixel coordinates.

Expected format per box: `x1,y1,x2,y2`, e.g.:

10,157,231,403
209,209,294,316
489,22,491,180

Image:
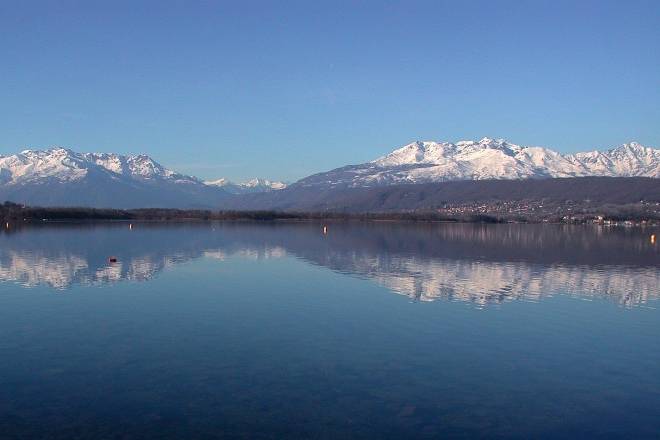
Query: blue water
0,223,659,439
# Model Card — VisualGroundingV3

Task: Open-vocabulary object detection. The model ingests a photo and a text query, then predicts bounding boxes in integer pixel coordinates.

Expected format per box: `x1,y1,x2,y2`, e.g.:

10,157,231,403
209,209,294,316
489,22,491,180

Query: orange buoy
652,234,656,245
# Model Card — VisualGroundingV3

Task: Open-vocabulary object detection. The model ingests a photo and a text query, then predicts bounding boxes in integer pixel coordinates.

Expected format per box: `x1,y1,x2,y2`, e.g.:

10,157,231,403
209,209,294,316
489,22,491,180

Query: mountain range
0,148,230,208
294,138,660,189
0,148,285,207
0,138,658,209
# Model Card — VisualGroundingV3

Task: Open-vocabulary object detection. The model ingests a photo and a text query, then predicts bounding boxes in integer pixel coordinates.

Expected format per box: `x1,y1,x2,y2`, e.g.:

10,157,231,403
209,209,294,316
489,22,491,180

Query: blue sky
1,0,658,182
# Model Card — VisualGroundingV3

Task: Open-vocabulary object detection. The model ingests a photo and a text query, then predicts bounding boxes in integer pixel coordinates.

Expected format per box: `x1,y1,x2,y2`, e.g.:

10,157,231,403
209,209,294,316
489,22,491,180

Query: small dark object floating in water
108,257,118,263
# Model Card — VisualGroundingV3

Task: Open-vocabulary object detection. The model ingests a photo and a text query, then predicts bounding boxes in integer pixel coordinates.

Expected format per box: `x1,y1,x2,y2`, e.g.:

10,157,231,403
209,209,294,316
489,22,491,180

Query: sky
1,0,659,182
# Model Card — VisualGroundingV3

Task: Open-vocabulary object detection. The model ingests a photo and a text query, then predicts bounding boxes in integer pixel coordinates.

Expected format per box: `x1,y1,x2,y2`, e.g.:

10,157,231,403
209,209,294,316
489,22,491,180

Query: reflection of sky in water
1,223,658,307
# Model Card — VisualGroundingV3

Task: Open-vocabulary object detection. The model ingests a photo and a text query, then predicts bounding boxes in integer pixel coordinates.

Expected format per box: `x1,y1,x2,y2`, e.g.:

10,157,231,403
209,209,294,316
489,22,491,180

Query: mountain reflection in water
1,222,658,307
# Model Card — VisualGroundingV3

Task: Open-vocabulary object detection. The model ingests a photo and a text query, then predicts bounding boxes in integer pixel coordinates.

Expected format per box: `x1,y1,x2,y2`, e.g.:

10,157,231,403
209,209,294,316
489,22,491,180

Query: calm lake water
1,222,659,439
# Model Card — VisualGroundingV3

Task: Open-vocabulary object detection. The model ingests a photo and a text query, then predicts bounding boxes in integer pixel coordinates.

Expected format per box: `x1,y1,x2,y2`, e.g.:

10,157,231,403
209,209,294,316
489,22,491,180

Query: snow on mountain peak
205,178,231,187
0,146,291,197
243,178,285,189
296,138,659,188
2,140,657,199
0,147,198,185
204,177,287,194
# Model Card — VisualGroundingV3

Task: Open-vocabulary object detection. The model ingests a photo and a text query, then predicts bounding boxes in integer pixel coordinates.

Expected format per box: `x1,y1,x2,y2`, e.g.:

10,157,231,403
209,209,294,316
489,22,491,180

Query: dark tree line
2,200,656,225
1,201,504,224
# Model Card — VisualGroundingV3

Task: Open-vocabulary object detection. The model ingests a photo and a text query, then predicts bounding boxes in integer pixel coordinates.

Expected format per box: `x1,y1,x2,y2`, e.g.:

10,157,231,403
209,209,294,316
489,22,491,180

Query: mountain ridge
0,139,658,209
0,148,231,209
0,147,200,185
294,138,659,189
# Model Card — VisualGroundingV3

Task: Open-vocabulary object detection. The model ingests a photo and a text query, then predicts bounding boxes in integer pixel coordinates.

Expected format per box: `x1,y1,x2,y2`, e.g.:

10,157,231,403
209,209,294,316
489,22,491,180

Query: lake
1,222,659,439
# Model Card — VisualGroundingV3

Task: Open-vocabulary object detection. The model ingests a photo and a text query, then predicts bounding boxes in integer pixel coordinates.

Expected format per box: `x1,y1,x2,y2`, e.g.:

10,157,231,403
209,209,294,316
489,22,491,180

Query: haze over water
1,223,659,438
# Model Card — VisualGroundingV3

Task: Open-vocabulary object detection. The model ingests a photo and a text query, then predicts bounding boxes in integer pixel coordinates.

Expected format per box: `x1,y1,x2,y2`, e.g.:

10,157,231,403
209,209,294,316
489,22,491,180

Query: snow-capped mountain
0,140,657,209
295,138,660,188
0,148,230,208
0,147,200,185
204,177,287,194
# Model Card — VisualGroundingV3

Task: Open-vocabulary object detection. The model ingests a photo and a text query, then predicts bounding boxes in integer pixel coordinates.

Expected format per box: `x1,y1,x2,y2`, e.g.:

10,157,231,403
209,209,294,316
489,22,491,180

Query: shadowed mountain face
2,223,658,307
223,176,660,212
0,175,234,209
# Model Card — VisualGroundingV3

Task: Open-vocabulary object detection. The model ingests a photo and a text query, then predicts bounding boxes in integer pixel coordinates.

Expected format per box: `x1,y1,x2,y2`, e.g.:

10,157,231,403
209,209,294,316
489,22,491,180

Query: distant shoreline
1,203,659,227
0,205,503,224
